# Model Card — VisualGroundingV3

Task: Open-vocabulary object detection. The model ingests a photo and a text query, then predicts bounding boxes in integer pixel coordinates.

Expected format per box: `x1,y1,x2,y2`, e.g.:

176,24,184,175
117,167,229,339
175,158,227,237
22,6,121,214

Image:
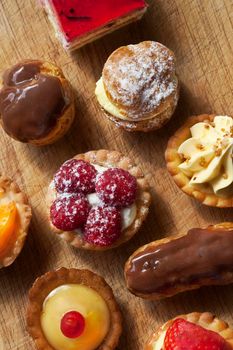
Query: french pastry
0,59,75,146
125,222,233,300
27,267,122,350
0,174,31,267
145,312,233,350
95,41,179,132
42,0,148,51
166,114,233,207
47,149,151,250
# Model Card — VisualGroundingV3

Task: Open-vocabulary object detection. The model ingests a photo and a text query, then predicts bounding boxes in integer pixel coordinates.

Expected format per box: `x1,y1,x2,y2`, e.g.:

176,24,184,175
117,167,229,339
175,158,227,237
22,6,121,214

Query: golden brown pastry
0,59,75,146
145,312,233,350
166,114,233,207
27,267,122,350
47,149,151,250
125,222,233,300
95,41,179,132
0,174,31,267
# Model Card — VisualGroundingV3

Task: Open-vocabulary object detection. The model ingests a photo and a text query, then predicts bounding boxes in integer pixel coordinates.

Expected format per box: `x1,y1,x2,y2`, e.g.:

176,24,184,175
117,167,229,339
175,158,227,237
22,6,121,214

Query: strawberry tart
47,150,151,250
145,312,233,350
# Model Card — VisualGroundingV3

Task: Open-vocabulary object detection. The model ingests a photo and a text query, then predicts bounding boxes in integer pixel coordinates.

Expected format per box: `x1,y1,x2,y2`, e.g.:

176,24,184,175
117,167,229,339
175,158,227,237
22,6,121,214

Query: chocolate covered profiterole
125,222,233,300
0,60,75,146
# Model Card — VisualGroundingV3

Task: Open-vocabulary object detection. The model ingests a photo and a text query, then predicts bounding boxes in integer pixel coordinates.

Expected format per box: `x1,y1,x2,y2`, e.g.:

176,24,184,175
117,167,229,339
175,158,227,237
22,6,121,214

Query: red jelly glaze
50,0,147,41
60,311,86,338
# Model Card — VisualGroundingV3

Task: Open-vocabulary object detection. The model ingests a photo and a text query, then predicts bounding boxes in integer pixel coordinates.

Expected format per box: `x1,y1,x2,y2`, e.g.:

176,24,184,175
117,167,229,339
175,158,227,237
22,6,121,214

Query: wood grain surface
0,0,233,349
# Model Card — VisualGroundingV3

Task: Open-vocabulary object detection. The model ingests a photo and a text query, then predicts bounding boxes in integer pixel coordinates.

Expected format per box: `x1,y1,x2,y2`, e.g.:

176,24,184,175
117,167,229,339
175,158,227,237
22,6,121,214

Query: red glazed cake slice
42,0,148,50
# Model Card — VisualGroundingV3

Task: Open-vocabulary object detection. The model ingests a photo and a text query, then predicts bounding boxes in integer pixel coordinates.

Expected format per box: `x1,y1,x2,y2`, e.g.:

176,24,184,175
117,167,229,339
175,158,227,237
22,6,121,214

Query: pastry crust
145,312,233,349
97,41,179,132
47,149,151,250
0,60,75,146
165,113,233,207
125,222,233,300
0,174,32,267
27,267,122,350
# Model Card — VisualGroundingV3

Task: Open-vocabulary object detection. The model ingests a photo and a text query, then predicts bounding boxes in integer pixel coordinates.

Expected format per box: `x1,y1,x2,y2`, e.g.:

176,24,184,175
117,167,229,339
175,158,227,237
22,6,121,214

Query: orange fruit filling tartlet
27,268,122,350
0,174,31,267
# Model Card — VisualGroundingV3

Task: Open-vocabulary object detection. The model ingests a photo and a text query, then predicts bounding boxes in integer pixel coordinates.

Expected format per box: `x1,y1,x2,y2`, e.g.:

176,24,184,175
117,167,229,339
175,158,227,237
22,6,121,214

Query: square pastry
42,0,148,50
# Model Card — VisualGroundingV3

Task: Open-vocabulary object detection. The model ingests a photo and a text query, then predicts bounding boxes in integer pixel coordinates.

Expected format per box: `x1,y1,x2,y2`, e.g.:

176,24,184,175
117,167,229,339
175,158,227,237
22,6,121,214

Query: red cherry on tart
47,150,151,250
60,311,85,339
144,312,233,350
27,268,122,350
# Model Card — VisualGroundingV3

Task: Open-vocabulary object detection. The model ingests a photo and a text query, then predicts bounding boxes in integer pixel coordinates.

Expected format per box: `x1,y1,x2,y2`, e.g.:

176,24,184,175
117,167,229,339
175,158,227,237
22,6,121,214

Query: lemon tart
0,174,31,267
27,268,122,350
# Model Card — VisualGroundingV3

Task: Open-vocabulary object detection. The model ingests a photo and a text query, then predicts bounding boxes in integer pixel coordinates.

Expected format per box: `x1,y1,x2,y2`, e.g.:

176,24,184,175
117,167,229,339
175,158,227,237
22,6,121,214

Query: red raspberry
95,168,137,207
164,318,228,350
50,193,90,231
54,159,97,194
84,206,121,246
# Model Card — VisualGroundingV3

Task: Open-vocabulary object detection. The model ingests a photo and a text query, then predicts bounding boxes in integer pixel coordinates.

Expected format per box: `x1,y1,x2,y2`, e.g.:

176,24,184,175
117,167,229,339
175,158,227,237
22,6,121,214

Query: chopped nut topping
215,148,222,156
199,157,207,167
196,144,204,150
221,128,226,132
204,124,210,129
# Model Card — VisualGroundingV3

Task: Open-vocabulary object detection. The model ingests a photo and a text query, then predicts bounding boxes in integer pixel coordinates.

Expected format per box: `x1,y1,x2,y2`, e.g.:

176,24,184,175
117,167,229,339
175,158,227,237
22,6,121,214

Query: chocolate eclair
0,60,75,146
125,222,233,300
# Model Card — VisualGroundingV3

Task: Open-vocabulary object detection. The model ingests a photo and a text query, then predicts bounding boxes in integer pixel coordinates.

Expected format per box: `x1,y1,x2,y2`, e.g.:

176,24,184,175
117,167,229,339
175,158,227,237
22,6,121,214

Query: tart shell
27,267,122,350
0,174,32,267
165,114,233,207
145,312,233,349
47,149,151,250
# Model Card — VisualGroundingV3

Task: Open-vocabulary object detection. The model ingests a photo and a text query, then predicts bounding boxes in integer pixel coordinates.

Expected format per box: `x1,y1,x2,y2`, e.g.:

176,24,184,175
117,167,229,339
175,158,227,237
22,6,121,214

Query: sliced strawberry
164,318,229,350
95,168,137,207
84,206,121,246
54,159,97,194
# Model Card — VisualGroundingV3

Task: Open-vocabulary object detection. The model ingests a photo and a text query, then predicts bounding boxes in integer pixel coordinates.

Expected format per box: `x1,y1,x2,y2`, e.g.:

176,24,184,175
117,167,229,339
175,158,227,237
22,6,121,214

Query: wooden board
0,0,233,348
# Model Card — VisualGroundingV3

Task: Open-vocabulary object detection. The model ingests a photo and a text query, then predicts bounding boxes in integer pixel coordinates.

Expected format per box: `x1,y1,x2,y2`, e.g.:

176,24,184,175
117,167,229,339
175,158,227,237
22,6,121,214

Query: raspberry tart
27,267,122,350
47,150,151,250
0,174,31,267
166,114,233,207
95,41,179,132
42,0,148,51
145,312,233,350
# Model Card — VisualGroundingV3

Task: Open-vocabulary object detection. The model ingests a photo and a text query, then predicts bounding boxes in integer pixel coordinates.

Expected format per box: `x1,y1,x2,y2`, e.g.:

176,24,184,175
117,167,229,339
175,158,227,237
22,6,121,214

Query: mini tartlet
0,174,31,267
145,312,233,350
0,59,75,146
95,41,179,132
47,150,151,250
166,114,233,207
27,267,122,350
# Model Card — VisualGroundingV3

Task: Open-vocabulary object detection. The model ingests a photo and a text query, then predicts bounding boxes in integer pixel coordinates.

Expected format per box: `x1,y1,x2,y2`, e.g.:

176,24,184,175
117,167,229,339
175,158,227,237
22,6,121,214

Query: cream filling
152,331,166,350
41,284,110,350
95,77,160,122
178,116,233,197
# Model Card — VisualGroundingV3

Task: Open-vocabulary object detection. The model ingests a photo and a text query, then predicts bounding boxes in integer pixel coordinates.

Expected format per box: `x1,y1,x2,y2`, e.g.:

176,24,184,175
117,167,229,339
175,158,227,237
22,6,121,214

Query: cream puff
0,59,75,146
145,312,233,350
125,222,233,300
27,267,122,350
47,150,151,250
0,174,31,267
95,41,179,132
166,114,233,207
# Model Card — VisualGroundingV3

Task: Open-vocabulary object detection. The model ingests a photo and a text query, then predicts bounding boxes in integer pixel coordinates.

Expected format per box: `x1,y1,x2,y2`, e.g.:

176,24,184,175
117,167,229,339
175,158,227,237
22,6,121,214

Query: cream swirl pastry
95,41,179,132
178,116,233,197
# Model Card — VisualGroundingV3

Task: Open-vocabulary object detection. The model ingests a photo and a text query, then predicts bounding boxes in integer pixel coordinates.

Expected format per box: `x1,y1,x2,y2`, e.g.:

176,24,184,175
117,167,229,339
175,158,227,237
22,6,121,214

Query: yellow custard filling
178,116,233,197
41,284,110,350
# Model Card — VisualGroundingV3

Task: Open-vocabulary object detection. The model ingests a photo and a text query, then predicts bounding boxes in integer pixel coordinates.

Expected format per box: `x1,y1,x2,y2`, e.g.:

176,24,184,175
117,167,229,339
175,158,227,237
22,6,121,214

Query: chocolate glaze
0,60,68,142
126,228,233,294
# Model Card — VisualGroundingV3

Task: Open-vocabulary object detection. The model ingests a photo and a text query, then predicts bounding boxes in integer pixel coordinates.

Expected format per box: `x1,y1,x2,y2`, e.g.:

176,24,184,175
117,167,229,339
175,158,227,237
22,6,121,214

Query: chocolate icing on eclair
126,228,233,294
0,60,68,142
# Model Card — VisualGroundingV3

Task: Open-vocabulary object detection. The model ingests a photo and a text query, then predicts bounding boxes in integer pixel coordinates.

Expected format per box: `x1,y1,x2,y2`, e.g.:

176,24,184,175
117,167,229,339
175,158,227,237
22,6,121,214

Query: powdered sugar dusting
103,41,178,118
